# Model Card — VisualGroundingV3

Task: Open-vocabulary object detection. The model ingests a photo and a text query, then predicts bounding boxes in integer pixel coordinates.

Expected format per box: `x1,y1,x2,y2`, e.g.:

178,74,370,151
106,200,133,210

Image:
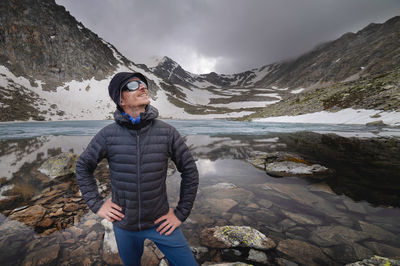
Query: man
76,72,199,266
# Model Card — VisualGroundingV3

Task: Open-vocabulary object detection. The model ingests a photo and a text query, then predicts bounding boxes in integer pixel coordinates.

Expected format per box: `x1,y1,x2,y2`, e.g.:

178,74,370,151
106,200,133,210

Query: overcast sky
56,0,400,74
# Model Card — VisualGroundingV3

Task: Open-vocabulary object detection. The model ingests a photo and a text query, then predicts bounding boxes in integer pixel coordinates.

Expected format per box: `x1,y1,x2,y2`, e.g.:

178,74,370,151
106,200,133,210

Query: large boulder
22,243,60,266
200,226,276,250
249,151,329,178
39,152,78,179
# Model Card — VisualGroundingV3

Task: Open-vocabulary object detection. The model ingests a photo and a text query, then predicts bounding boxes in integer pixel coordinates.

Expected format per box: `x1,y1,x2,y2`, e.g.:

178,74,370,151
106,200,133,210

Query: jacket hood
114,104,159,129
108,72,149,109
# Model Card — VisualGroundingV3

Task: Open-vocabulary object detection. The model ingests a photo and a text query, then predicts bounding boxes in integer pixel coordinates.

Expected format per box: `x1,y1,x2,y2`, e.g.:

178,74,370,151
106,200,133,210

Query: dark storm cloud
56,0,400,74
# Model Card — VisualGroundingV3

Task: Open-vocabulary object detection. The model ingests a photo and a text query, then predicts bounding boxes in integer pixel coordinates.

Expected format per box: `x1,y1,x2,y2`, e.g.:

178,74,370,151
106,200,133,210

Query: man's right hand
97,198,125,222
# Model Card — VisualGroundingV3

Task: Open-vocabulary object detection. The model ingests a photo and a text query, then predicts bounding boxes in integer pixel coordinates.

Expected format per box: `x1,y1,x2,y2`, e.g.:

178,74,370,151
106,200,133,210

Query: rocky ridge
0,0,120,90
242,67,400,121
255,16,400,89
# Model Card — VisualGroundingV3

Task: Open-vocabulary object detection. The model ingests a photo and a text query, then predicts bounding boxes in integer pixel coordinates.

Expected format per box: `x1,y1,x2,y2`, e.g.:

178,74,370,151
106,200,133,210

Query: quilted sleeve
169,127,199,222
75,130,107,214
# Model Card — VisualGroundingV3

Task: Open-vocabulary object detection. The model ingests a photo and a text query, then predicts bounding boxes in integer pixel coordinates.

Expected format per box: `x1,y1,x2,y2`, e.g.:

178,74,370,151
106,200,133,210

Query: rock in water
346,255,400,266
39,152,78,179
200,225,276,250
249,151,329,178
366,120,387,127
265,161,328,178
277,239,330,266
248,249,268,264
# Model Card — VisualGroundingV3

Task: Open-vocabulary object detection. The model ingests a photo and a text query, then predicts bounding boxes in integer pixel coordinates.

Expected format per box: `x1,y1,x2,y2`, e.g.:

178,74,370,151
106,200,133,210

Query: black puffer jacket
76,72,199,231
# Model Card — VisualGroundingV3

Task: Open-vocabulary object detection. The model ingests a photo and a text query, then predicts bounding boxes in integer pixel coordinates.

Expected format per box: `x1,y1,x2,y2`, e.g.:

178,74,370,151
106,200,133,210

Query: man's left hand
154,208,182,236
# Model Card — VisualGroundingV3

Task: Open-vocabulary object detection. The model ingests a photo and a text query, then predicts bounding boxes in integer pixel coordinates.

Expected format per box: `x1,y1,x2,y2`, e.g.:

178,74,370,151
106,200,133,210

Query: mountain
151,56,272,88
0,0,279,121
254,16,400,89
0,0,165,121
0,0,399,124
239,16,400,122
0,0,120,88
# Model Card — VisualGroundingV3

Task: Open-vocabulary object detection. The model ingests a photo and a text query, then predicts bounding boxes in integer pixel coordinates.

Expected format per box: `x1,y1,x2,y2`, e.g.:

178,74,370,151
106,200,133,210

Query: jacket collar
114,104,159,130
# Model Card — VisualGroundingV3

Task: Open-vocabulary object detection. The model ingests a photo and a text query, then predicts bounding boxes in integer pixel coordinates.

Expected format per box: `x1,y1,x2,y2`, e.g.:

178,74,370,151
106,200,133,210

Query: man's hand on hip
154,208,182,236
97,198,125,222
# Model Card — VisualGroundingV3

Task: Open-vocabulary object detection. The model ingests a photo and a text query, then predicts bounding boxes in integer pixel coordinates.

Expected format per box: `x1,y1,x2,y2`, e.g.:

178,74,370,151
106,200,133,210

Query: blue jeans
113,225,198,266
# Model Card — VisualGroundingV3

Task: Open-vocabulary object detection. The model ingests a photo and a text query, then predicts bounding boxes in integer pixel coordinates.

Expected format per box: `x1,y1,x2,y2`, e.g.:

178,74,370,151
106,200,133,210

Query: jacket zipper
137,130,141,230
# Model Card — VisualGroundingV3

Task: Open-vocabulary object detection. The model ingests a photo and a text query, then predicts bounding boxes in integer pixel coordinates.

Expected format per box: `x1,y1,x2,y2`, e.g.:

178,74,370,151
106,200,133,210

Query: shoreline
1,108,399,126
252,108,400,127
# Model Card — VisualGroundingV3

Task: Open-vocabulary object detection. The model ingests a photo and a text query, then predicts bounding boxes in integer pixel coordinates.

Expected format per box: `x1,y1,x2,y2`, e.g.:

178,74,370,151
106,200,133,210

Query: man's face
120,77,150,110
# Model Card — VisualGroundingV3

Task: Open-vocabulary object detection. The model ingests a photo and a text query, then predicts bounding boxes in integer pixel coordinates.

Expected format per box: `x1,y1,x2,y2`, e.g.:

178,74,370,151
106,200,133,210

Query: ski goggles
123,80,147,91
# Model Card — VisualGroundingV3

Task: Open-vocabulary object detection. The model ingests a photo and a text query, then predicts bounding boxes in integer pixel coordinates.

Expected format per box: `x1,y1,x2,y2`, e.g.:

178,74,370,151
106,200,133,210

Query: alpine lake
0,119,399,266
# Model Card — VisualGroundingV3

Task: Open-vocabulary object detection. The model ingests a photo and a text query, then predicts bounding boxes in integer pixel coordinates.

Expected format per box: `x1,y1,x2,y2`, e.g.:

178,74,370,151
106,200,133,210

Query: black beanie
108,72,149,108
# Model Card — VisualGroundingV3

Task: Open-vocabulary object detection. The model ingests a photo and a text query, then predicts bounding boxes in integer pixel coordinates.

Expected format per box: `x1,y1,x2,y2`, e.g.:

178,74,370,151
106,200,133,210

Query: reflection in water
196,159,217,176
0,133,399,265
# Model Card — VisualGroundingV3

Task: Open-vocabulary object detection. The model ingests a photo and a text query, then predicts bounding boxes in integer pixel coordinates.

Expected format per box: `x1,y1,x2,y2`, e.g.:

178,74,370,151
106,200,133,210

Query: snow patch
250,66,271,84
151,89,253,119
253,108,400,126
291,88,305,94
271,86,289,91
209,100,279,109
253,93,282,99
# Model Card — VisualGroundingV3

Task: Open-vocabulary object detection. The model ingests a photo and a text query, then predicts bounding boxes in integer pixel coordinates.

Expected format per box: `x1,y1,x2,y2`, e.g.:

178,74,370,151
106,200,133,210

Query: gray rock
222,248,242,257
363,242,400,258
281,210,322,225
39,152,78,179
279,219,297,231
277,239,330,266
202,183,253,202
202,198,238,214
358,221,398,241
345,255,400,266
308,182,336,195
192,246,210,261
200,225,276,250
266,161,328,178
202,263,252,266
343,199,367,214
366,120,387,127
275,257,299,266
322,242,374,264
258,199,273,209
330,212,356,227
248,249,268,264
22,243,60,266
267,183,338,214
310,225,369,247
207,183,238,190
142,239,162,265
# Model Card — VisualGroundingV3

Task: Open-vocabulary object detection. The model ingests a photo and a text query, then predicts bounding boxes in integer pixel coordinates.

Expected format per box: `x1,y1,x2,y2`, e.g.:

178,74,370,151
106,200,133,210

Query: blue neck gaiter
122,111,141,124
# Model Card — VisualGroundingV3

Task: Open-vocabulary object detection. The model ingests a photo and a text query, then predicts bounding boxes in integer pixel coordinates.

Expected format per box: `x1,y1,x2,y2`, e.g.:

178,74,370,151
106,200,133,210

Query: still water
0,120,399,265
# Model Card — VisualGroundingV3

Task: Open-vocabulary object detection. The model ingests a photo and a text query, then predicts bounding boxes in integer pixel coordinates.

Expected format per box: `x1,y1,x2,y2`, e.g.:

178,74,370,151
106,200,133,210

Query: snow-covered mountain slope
0,0,283,121
1,0,399,124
